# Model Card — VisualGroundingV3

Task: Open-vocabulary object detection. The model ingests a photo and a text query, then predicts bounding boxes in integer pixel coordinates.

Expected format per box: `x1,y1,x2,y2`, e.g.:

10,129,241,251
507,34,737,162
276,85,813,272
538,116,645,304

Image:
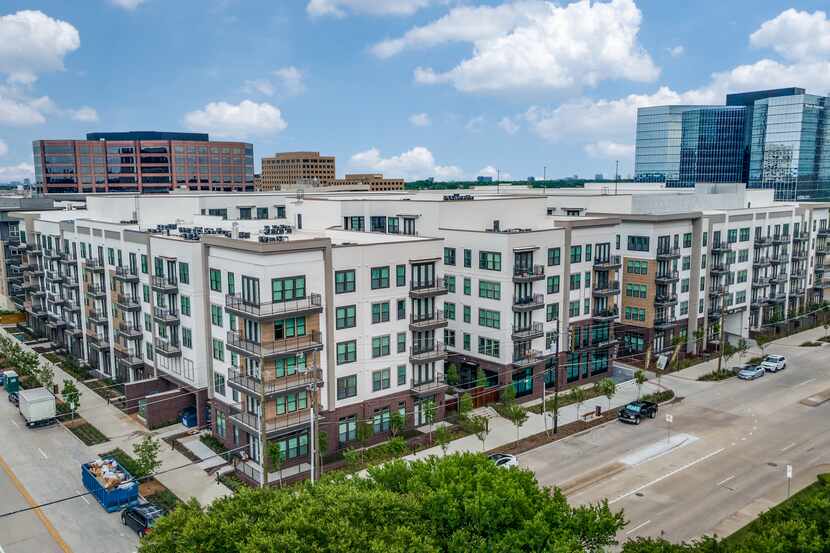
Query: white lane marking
625,520,652,535
781,442,796,452
75,490,90,505
9,419,18,429
717,475,736,487
37,448,48,459
794,378,816,388
609,448,725,505
1,543,6,553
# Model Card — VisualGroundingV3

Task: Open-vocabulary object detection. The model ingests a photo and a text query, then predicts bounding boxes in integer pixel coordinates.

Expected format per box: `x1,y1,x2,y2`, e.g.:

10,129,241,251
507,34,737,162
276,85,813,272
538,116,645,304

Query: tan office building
259,151,335,190
335,174,405,192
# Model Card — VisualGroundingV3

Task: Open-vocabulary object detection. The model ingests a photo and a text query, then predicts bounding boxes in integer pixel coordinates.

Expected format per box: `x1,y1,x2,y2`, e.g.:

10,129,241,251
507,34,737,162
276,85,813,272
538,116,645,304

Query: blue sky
1,0,830,183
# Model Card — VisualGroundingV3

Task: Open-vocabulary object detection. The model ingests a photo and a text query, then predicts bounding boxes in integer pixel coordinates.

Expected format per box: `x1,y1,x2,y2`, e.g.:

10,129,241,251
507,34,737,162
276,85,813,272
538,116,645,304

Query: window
397,299,406,320
256,207,268,219
478,308,500,329
373,407,391,433
213,373,225,396
623,307,646,321
337,341,357,364
180,295,191,316
143,284,150,302
446,275,456,293
335,270,356,294
212,338,224,361
683,233,692,248
445,302,456,320
275,391,308,414
178,262,189,285
228,273,235,295
737,270,747,283
699,299,704,314
144,314,152,331
338,415,357,443
584,298,590,315
625,284,647,298
372,335,390,358
397,365,406,386
547,275,560,294
570,246,582,263
682,256,691,271
680,301,689,316
274,432,309,462
738,249,749,262
463,305,471,323
463,333,471,351
478,337,500,358
627,236,650,251
569,300,580,317
336,305,356,329
546,303,559,321
479,280,500,300
444,329,455,347
700,276,705,291
371,302,390,323
210,304,223,326
547,247,561,266
209,269,222,292
584,271,591,288
444,247,456,265
727,229,738,243
463,277,471,295
463,249,471,267
274,317,305,339
740,227,750,241
626,260,648,275
703,231,708,246
107,248,115,265
397,332,406,353
736,290,746,304
140,254,148,274
585,245,592,262
569,273,581,289
396,265,406,287
276,355,306,377
479,251,502,271
272,276,305,302
371,266,390,289
372,369,391,392
182,327,192,348
681,279,690,293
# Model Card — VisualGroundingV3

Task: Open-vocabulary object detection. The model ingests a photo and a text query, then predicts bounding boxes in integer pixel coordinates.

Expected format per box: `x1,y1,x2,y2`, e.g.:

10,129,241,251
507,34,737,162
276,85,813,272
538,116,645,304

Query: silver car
737,365,765,380
488,453,518,468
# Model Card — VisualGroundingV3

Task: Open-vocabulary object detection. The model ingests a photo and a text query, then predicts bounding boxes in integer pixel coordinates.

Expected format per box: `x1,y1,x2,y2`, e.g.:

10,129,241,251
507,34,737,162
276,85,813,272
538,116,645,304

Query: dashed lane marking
625,520,652,535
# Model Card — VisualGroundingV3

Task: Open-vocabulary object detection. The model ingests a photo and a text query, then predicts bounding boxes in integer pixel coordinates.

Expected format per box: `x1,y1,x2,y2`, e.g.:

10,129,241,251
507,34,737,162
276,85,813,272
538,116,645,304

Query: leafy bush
697,369,737,381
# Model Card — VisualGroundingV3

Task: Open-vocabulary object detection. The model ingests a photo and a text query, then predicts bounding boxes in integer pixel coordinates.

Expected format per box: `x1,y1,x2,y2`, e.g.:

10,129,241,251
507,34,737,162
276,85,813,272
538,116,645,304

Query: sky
1,0,830,183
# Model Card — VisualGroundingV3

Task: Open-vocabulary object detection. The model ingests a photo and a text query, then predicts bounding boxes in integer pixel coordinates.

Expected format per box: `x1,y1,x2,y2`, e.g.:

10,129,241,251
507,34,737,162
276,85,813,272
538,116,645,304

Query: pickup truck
18,387,56,427
618,400,658,425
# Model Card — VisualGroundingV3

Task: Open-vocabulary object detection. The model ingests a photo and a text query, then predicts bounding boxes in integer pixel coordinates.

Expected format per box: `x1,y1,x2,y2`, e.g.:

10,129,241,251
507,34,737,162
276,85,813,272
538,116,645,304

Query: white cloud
349,146,463,181
749,8,830,62
0,140,7,157
498,116,519,135
667,45,684,57
377,0,658,94
242,79,275,97
477,165,512,180
409,112,431,127
584,140,634,159
0,10,80,84
184,100,287,138
307,0,433,18
67,106,98,122
0,162,34,182
110,0,147,10
465,115,485,132
273,66,305,96
0,92,48,125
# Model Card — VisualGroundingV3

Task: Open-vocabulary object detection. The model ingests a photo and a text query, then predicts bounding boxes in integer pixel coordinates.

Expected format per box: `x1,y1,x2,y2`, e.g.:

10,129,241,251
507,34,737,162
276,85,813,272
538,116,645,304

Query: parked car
617,400,658,425
488,453,518,468
121,503,165,536
737,365,765,380
761,354,786,373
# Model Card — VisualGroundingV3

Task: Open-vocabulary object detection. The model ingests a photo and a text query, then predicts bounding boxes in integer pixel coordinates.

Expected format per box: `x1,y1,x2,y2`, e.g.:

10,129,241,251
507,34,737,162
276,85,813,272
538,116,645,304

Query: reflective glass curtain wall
634,106,697,186
679,107,747,186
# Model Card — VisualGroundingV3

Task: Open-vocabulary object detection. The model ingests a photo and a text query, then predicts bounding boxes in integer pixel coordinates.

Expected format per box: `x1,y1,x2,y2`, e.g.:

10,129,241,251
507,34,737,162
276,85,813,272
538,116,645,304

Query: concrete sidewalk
0,328,231,506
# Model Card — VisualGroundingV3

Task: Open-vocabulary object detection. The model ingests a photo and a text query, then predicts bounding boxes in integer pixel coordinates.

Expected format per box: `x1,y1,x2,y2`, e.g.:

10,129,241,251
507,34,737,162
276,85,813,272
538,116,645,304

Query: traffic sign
656,354,668,371
787,465,793,479
665,414,673,424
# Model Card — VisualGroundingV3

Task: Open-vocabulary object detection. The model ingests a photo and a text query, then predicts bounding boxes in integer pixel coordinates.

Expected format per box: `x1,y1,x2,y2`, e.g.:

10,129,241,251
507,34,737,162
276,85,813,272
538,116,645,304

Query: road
0,395,137,553
520,340,830,544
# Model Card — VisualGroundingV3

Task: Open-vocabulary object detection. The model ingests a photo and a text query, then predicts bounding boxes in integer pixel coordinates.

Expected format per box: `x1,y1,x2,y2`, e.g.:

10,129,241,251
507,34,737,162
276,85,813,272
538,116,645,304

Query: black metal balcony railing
86,284,106,296
410,341,446,361
773,234,790,244
225,293,322,319
791,250,808,260
754,235,772,246
793,231,810,242
653,317,678,329
656,247,681,259
710,241,731,252
654,294,678,306
655,270,680,283
708,285,725,296
512,293,544,310
592,307,619,320
151,275,178,290
115,266,139,281
818,228,830,237
409,310,448,329
409,277,449,297
710,263,730,273
227,366,322,397
88,310,108,324
230,409,313,437
592,281,620,296
84,258,104,271
62,275,79,288
593,255,622,270
410,376,447,395
512,348,554,367
154,338,181,357
153,306,180,323
226,330,323,358
117,322,142,338
753,257,771,267
511,321,544,341
116,294,141,310
770,253,789,264
752,276,770,287
513,265,545,281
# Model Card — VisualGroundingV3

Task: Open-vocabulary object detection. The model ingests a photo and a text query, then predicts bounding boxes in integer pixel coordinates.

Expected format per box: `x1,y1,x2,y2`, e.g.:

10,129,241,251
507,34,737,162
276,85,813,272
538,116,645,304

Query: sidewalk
0,328,231,506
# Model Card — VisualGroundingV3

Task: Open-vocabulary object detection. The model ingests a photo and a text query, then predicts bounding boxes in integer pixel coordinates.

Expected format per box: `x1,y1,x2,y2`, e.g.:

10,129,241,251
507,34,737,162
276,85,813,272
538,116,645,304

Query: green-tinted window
371,266,390,289
396,264,406,287
371,302,390,324
546,303,559,321
371,335,390,358
227,272,235,295
140,254,148,274
478,308,500,329
182,328,192,349
463,333,471,351
209,269,222,292
142,284,150,302
479,251,502,271
272,276,306,302
446,275,456,293
180,295,191,316
178,262,190,285
337,341,357,364
478,280,500,300
210,304,223,326
547,247,560,266
463,277,471,295
547,275,560,294
212,338,224,361
336,305,356,329
445,302,455,320
335,270,356,294
444,247,456,265
570,246,582,263
463,305,471,323
463,249,472,267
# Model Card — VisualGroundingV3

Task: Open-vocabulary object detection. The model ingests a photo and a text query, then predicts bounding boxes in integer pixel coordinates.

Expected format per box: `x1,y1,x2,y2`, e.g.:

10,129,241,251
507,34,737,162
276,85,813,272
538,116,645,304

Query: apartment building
259,152,336,191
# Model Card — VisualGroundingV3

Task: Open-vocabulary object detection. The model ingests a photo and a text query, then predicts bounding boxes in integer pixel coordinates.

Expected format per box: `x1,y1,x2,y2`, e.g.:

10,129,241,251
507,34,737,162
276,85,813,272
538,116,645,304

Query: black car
617,400,658,425
121,503,165,537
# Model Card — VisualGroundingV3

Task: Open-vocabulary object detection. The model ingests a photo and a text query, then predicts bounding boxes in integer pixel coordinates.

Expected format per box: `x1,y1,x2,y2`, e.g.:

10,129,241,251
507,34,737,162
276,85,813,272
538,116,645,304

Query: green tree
61,379,81,419
597,378,616,411
356,421,374,464
12,349,39,378
469,415,490,452
267,441,283,486
501,381,516,404
569,386,587,421
434,424,451,456
458,392,474,422
634,370,647,400
316,431,328,470
422,399,436,445
341,448,360,472
389,410,405,438
445,363,459,386
132,434,162,479
505,404,528,449
34,362,54,391
475,368,488,388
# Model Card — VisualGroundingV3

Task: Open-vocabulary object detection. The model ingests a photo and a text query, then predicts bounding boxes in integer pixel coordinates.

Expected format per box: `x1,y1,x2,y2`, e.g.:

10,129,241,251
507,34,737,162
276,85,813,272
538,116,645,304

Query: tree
598,378,616,411
356,421,374,464
389,411,404,438
267,441,283,486
341,448,360,472
475,368,488,389
445,363,459,387
132,434,162,479
505,405,528,449
458,392,474,422
569,386,587,421
634,370,647,400
434,424,451,456
469,415,490,452
736,339,749,361
61,379,81,419
34,363,54,391
501,381,516,404
139,453,626,553
316,431,328,470
720,341,737,371
12,349,39,378
693,326,706,354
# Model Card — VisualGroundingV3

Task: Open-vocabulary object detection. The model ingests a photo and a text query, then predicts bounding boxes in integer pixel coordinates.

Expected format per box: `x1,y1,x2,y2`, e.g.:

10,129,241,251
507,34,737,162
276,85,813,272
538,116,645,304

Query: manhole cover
768,462,778,467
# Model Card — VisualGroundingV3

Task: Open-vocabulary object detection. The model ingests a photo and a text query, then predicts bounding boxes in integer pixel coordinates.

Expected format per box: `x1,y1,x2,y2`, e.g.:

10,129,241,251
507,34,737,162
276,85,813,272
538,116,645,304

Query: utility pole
553,318,561,434
615,160,619,195
307,365,319,484
716,255,729,373
543,166,546,182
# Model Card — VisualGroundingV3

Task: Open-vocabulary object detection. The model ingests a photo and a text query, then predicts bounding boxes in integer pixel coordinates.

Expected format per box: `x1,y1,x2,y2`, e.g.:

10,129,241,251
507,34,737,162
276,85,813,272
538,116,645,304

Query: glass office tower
679,107,747,186
633,106,697,186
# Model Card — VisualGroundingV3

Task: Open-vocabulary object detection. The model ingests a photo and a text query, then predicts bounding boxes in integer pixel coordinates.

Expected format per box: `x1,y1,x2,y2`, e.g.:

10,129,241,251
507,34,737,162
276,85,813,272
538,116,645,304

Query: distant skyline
1,0,830,183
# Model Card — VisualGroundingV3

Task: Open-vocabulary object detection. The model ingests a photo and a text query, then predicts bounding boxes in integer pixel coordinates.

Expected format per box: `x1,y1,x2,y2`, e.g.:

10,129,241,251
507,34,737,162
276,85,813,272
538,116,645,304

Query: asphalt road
0,395,138,553
519,342,830,544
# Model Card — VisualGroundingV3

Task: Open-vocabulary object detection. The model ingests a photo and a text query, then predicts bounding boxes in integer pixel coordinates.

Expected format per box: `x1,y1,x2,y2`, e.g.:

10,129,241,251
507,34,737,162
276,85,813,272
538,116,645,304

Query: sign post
665,413,673,444
786,464,793,498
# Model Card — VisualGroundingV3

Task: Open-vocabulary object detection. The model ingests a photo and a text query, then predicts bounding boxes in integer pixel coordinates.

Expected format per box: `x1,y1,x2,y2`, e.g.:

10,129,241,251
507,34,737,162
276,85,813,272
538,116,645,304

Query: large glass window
272,276,305,302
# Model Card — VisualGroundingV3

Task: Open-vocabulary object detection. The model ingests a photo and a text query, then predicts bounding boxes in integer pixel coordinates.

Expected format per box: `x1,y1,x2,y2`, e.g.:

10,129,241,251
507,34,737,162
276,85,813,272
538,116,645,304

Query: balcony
789,288,805,297
88,310,108,325
512,349,555,368
59,253,77,265
4,255,21,265
814,279,830,289
64,300,81,312
511,321,544,341
771,273,787,284
43,249,62,261
656,247,681,260
410,376,447,396
816,245,830,255
767,294,787,304
29,265,44,276
27,244,42,255
791,250,808,261
750,297,769,309
226,330,323,359
46,292,66,305
592,281,620,297
85,284,106,298
654,294,678,307
710,263,730,274
116,352,144,372
708,308,722,320
46,314,66,329
224,293,322,320
409,277,449,298
114,266,139,282
593,336,619,349
116,322,142,339
654,317,679,330
818,228,830,237
708,285,725,297
409,341,447,363
86,332,109,349
790,269,806,279
753,257,771,268
752,277,770,288
227,366,322,397
409,310,448,331
773,234,790,245
592,307,619,321
710,241,731,253
152,307,179,324
230,409,313,439
115,294,141,311
151,275,178,292
512,265,545,282
769,253,789,264
84,258,105,272
61,275,79,288
754,236,772,247
154,338,181,357
593,255,622,270
512,293,544,311
793,231,810,242
655,270,680,284
64,321,83,337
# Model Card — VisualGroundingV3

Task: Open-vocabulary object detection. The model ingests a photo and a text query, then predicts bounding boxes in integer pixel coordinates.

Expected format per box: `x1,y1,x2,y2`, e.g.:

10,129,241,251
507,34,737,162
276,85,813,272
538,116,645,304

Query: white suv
761,354,786,372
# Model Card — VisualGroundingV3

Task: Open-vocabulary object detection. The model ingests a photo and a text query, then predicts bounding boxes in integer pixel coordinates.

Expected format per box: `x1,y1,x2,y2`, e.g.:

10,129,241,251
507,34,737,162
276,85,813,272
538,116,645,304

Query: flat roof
85,131,211,142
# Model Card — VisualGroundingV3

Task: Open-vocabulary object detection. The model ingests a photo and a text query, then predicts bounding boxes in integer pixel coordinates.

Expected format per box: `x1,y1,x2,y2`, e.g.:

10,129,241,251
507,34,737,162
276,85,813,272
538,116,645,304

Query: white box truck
18,387,57,428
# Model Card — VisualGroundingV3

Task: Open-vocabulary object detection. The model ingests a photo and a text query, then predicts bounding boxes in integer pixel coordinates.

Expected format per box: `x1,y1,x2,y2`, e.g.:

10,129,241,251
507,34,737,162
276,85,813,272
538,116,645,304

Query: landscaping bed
800,340,822,347
698,368,738,381
65,418,109,446
85,378,124,403
43,352,89,380
100,448,182,512
218,472,247,493
527,385,606,415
